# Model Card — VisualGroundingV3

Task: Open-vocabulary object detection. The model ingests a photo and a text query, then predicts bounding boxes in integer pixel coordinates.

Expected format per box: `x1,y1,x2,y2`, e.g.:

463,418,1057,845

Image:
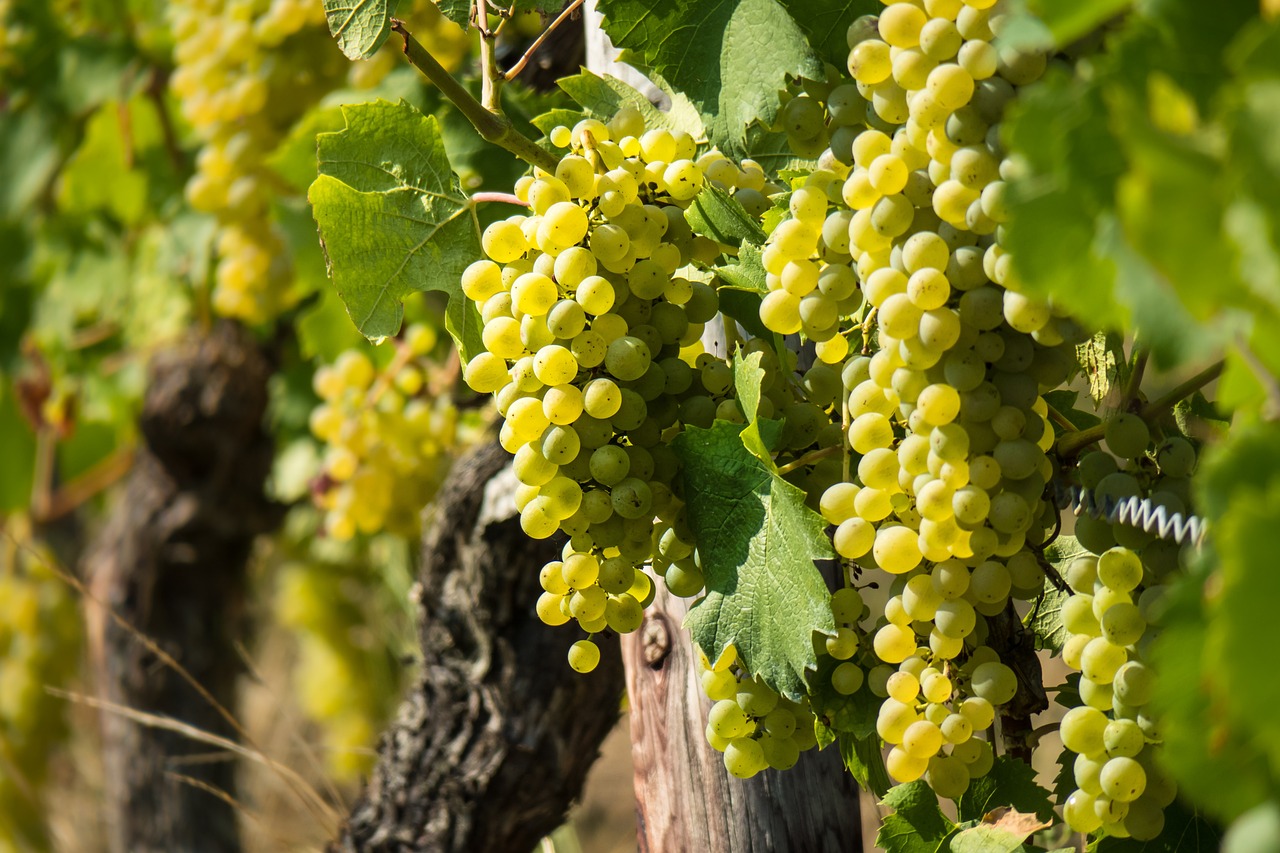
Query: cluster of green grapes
696,644,821,778
0,531,82,850
461,108,768,671
310,325,472,541
1074,418,1197,573
1058,546,1176,840
275,544,408,780
748,0,1088,797
168,0,334,322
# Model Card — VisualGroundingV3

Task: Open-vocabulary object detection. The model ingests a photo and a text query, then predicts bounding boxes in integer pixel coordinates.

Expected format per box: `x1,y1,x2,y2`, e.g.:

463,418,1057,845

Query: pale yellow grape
864,267,909,306
760,290,803,334
568,639,601,672
917,383,961,425
835,517,875,558
842,170,881,209
507,396,550,442
462,260,504,301
886,746,928,782
1098,546,1143,592
902,720,944,758
537,592,571,625
533,345,578,385
879,3,927,47
482,220,528,263
877,697,920,742
513,443,557,486
879,293,923,338
1081,637,1128,684
521,496,560,538
511,273,559,317
869,154,910,195
854,487,894,522
481,316,524,359
875,525,923,574
821,482,861,524
887,671,920,703
893,47,937,90
1093,586,1133,621
907,268,951,310
874,623,918,664
606,593,644,633
934,598,976,638
849,39,892,84
919,17,962,60
858,447,901,490
463,352,509,393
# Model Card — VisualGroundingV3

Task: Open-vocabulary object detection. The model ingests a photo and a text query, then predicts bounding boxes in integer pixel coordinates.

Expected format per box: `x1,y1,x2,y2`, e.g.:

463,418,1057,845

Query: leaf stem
391,19,557,173
470,191,529,207
776,445,840,475
504,0,585,81
1055,358,1225,458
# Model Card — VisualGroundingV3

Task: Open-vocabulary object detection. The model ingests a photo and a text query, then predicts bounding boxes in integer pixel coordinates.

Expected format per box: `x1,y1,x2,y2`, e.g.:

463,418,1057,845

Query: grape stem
1121,344,1149,410
1044,403,1077,433
775,444,839,475
390,19,558,173
503,0,585,82
1055,358,1225,458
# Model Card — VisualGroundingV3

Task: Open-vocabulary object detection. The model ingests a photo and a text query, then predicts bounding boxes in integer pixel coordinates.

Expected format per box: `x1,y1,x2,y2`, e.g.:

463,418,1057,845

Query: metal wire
1048,478,1208,547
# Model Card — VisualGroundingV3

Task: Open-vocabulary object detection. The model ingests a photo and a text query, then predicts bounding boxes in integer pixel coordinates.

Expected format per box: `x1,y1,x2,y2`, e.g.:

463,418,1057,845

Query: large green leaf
957,757,1055,823
309,100,483,358
323,0,397,60
685,184,767,247
839,731,892,798
877,781,956,853
673,419,835,700
596,0,822,153
777,0,878,69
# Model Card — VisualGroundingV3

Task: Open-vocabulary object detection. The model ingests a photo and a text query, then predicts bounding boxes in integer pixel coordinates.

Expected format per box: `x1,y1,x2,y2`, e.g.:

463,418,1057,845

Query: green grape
1104,413,1150,459
1100,756,1147,803
568,639,601,673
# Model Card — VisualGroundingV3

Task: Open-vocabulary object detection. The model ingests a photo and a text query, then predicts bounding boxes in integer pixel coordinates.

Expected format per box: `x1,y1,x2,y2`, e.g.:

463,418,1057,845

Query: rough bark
625,585,864,853
86,321,279,853
333,442,626,852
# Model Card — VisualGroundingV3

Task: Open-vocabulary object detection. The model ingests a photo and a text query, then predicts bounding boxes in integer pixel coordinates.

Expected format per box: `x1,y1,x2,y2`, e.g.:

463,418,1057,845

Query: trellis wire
1048,478,1208,547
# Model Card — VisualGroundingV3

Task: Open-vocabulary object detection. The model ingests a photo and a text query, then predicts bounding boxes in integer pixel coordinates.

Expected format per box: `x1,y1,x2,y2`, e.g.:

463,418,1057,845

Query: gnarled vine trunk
86,321,279,853
332,442,627,852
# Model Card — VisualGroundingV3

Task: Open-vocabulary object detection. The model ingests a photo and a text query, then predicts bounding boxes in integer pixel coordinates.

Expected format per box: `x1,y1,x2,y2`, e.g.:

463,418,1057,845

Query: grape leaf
839,731,892,798
673,419,836,700
57,98,156,226
1024,586,1069,654
1075,332,1126,409
323,0,397,60
685,185,767,247
777,0,878,69
536,69,705,140
596,0,822,154
1020,0,1131,47
958,757,1055,823
950,808,1053,853
718,289,771,341
715,242,768,294
878,781,956,853
731,349,783,460
309,100,484,359
1052,747,1076,803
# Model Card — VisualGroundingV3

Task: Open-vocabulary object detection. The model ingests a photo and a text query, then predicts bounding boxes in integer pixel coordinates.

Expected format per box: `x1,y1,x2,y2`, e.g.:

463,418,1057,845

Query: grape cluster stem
391,18,558,172
1055,359,1224,458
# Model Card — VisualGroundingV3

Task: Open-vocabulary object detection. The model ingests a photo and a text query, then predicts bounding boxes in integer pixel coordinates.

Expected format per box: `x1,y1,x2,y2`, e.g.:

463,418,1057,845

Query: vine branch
504,0,585,81
1056,358,1225,458
391,19,557,173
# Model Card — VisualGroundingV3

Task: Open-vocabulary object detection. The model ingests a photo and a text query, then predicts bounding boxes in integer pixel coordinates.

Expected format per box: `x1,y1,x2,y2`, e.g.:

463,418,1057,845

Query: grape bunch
746,0,1088,797
696,644,822,778
310,325,474,540
1058,546,1177,840
0,532,82,849
460,108,755,669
